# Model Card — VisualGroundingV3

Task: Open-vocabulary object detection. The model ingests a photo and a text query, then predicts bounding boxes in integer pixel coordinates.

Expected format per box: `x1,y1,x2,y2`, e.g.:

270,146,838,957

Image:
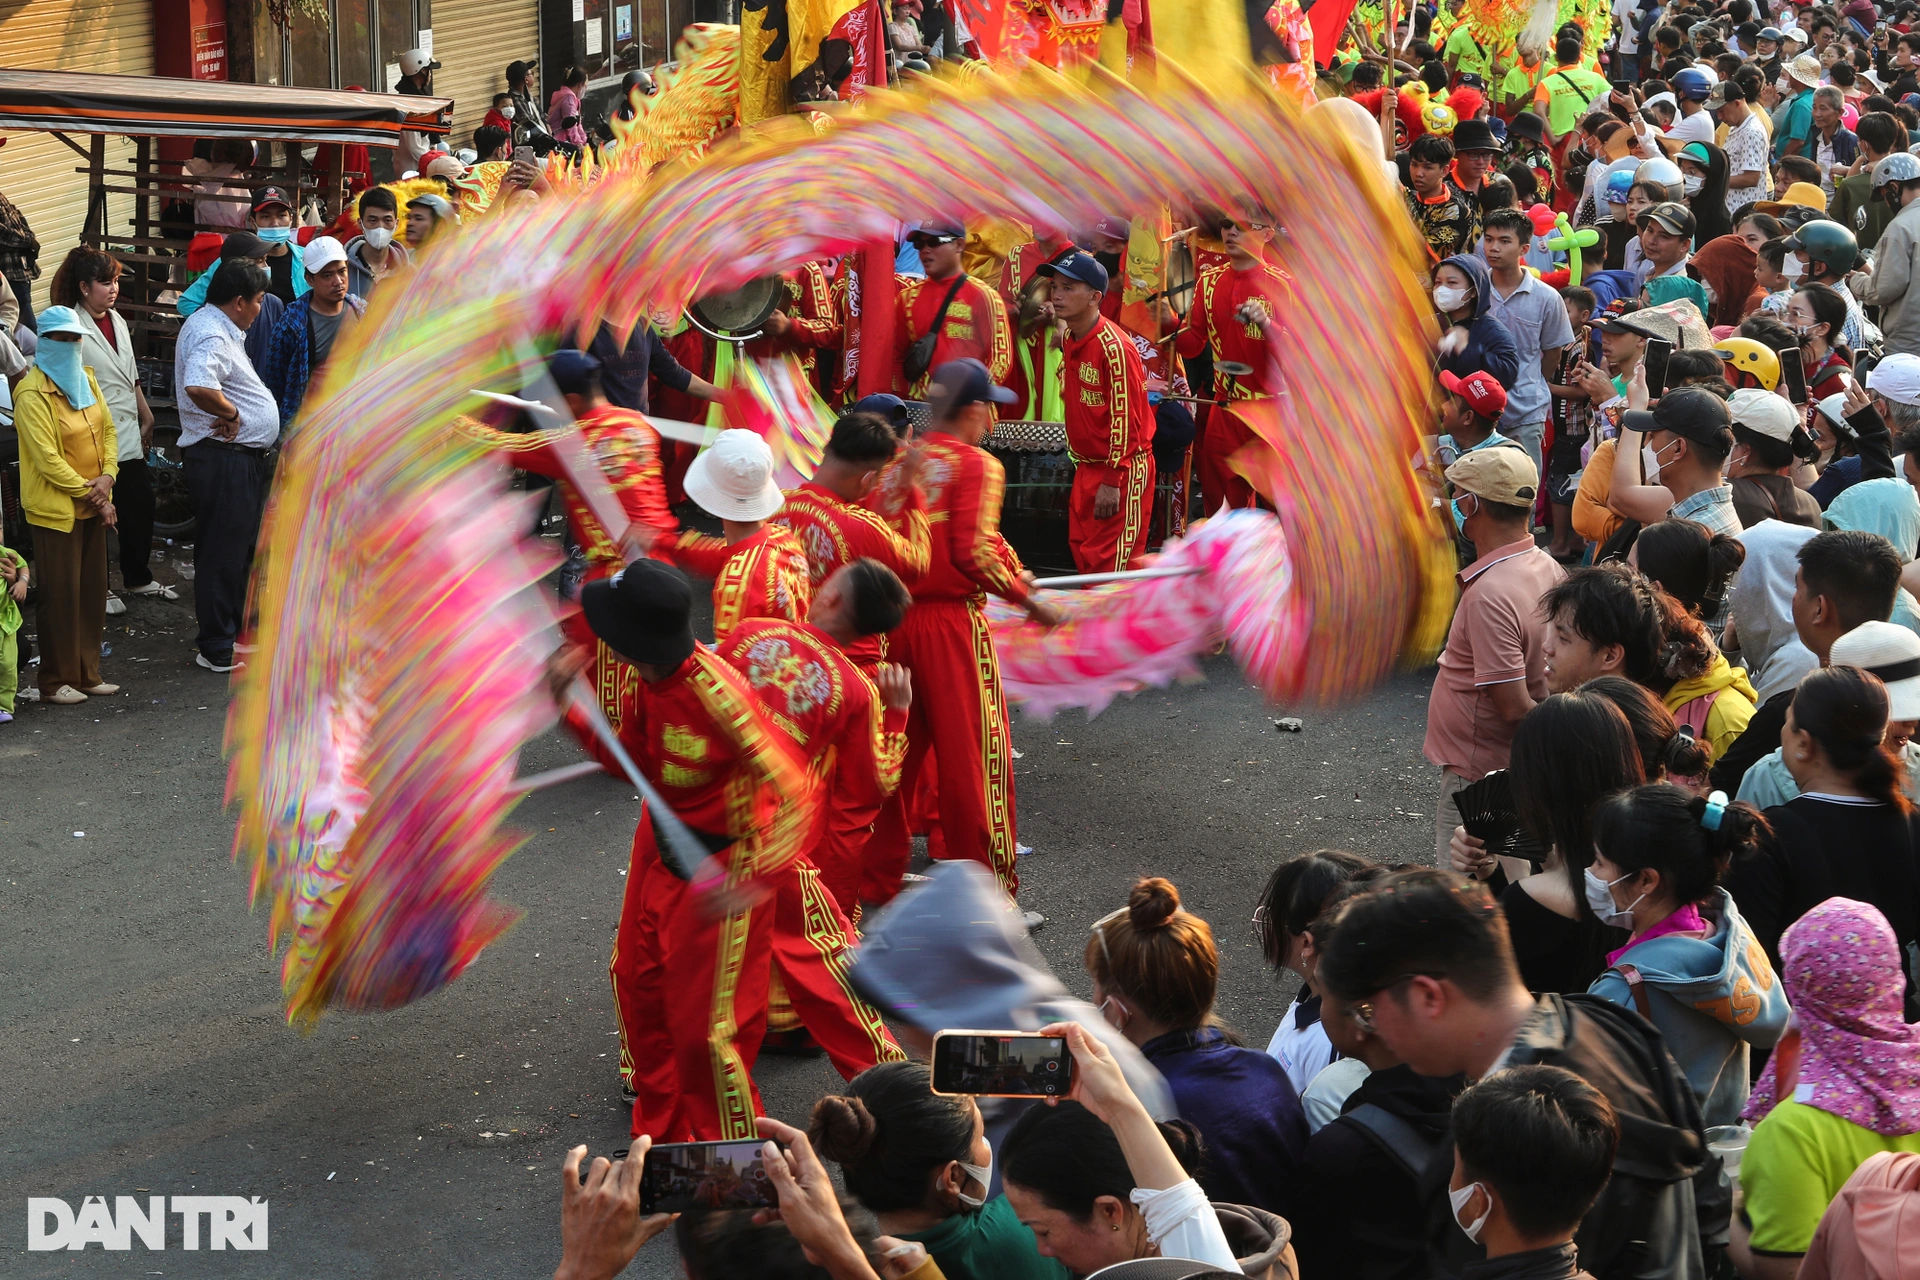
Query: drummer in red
564,561,902,1141
1040,251,1156,573
867,360,1062,899
895,221,1014,401
1171,214,1289,510
662,430,812,643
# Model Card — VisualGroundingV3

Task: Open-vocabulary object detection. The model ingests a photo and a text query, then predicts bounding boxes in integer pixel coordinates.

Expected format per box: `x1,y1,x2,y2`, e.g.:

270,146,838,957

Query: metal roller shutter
0,0,155,312
429,0,538,153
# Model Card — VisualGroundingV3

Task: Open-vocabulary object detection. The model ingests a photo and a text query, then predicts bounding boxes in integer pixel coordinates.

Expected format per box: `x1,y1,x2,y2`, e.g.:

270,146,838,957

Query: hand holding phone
558,1141,673,1280
640,1138,780,1214
932,1030,1073,1097
1643,336,1675,399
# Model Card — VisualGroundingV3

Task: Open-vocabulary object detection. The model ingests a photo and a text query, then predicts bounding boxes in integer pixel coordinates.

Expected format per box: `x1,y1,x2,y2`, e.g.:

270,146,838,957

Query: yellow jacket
1665,655,1758,764
16,367,115,533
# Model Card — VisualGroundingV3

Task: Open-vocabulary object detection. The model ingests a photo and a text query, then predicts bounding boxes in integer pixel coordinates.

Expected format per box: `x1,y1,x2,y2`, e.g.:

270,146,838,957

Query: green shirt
1535,65,1610,138
901,1196,1069,1280
1444,25,1490,80
0,545,22,637
1500,62,1542,111
1741,1099,1920,1254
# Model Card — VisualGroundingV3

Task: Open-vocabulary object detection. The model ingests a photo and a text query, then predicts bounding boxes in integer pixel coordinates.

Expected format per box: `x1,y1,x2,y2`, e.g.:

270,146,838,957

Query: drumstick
1031,566,1206,588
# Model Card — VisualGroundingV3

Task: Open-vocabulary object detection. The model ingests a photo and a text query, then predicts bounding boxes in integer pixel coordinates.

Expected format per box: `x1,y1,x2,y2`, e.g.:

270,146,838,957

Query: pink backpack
1799,1151,1920,1280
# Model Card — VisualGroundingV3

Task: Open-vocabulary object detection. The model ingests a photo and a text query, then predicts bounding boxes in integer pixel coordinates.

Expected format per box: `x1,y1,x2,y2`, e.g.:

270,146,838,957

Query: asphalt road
2,575,1440,1278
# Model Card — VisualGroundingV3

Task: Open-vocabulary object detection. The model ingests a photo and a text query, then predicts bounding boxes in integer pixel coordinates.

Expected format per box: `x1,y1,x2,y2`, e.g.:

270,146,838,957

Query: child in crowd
1448,1065,1620,1280
1435,368,1514,469
1546,287,1596,560
0,540,23,725
1755,238,1792,314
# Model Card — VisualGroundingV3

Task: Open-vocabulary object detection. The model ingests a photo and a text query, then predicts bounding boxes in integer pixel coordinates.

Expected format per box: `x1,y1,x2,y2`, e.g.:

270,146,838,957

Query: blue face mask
255,226,294,244
1450,497,1468,532
32,308,95,410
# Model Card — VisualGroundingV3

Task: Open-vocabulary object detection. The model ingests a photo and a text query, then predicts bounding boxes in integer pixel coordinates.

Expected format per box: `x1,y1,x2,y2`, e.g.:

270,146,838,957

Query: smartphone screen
930,1031,1072,1097
1776,343,1810,406
511,145,535,167
640,1139,777,1215
1644,337,1674,399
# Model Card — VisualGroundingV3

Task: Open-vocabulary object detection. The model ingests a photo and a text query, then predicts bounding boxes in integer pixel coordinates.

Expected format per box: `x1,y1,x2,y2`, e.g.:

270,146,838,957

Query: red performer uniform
1062,316,1156,573
669,525,813,644
571,648,901,1141
867,432,1028,896
894,271,1014,401
747,262,843,383
777,481,932,666
1174,259,1289,511
458,407,675,729
719,619,909,913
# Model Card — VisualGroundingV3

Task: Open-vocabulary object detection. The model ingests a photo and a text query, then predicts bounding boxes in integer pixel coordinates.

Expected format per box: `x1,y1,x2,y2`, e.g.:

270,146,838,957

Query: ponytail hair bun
809,1094,878,1165
1128,877,1182,930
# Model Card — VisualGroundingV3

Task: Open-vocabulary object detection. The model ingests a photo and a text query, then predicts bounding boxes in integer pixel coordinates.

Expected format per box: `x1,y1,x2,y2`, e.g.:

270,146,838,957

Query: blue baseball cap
547,348,603,398
928,358,1017,418
909,219,965,244
1038,250,1109,293
850,392,911,431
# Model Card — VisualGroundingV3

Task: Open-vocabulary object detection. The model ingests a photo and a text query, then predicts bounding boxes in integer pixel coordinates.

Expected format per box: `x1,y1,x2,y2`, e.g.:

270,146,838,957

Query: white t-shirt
1266,997,1338,1096
1667,108,1718,146
1613,0,1642,53
1301,1057,1372,1132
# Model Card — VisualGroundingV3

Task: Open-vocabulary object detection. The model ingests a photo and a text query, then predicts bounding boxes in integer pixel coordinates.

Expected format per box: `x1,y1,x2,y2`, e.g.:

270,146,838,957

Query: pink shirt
1423,538,1565,779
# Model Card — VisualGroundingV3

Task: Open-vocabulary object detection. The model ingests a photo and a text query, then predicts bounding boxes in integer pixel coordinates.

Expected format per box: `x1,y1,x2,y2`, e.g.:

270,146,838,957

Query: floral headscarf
1744,898,1920,1136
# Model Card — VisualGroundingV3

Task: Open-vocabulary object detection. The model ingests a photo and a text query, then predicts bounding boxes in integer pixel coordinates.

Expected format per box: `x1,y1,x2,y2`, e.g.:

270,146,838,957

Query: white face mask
363,226,394,251
1684,175,1705,196
1642,442,1665,483
1783,254,1806,283
1433,284,1470,312
1449,1180,1491,1242
502,106,517,120
1584,866,1647,927
956,1155,992,1210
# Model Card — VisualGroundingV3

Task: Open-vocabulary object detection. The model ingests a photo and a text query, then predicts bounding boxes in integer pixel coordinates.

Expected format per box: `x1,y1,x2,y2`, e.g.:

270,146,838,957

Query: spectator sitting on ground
1451,691,1644,995
1254,849,1383,1096
808,1060,1061,1280
999,1025,1288,1277
1447,1066,1622,1280
1732,898,1920,1279
1085,876,1309,1219
1586,785,1788,1127
260,235,363,431
1539,563,1666,694
342,187,409,300
1316,869,1717,1279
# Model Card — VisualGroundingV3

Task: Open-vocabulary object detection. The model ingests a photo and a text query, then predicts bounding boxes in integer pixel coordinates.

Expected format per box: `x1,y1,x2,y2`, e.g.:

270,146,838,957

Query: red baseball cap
1439,369,1508,419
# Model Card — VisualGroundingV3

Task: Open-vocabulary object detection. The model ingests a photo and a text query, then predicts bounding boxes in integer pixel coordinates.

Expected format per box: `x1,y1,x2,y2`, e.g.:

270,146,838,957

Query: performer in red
457,350,676,730
867,360,1060,900
895,221,1014,401
1172,216,1289,510
719,559,913,913
1041,251,1156,573
778,411,931,664
663,430,812,643
752,260,843,385
565,562,902,1141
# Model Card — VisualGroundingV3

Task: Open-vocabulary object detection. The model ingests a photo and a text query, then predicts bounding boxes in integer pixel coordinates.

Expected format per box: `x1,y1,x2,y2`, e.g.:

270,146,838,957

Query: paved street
3,581,1438,1277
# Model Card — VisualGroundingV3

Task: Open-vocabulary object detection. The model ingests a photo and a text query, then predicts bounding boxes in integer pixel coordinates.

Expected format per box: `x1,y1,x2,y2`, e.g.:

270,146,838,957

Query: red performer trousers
611,814,901,1140
1069,455,1155,573
1196,404,1258,511
867,599,1020,896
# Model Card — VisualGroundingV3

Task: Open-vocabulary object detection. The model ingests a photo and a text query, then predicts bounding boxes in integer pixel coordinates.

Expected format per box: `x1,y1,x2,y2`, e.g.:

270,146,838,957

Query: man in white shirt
1713,79,1774,214
1665,68,1720,147
175,260,279,674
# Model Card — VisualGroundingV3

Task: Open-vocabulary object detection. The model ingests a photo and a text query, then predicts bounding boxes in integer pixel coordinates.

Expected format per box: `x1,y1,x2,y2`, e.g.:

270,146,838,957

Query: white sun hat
684,428,784,522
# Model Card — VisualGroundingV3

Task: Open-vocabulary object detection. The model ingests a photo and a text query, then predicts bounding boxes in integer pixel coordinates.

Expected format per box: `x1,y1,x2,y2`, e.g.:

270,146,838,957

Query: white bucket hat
1831,621,1920,721
684,429,784,522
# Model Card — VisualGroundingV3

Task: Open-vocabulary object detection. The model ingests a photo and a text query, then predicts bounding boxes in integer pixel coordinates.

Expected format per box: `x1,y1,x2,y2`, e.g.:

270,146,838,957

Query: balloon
1526,201,1557,238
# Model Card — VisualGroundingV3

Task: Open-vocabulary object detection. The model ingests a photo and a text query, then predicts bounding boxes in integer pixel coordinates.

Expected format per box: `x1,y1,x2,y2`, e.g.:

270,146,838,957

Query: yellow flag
738,7,789,126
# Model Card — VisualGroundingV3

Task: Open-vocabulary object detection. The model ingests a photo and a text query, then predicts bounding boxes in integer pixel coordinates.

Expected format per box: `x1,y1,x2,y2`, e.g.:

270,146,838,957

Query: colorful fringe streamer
230,63,1445,1023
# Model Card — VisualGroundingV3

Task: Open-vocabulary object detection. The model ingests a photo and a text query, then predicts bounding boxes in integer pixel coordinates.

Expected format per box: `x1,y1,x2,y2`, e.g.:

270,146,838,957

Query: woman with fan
1449,691,1640,993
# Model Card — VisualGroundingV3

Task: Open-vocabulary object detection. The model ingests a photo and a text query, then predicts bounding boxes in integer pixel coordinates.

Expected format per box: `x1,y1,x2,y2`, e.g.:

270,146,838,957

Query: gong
1162,238,1196,310
687,275,786,340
